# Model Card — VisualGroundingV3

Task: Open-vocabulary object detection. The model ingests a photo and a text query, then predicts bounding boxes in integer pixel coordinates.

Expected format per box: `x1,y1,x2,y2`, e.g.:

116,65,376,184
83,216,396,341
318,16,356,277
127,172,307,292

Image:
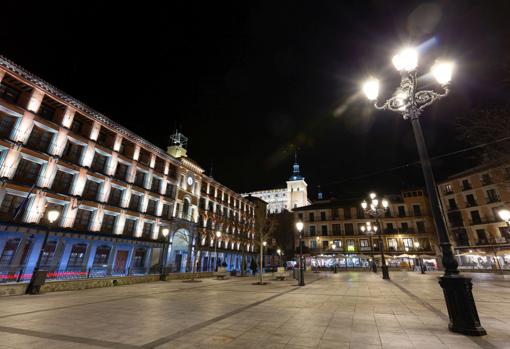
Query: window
124,218,137,236
356,207,365,219
114,162,128,180
401,222,409,231
68,244,87,267
309,212,315,222
322,240,329,249
151,177,161,193
412,205,421,216
142,222,153,237
344,223,354,235
0,113,17,138
146,199,157,216
333,240,342,248
298,213,304,221
481,174,492,185
444,184,453,194
74,209,92,230
466,194,477,207
470,210,482,225
0,194,25,218
476,229,488,244
62,141,83,164
321,225,328,236
52,170,74,194
320,212,326,221
26,126,54,152
387,238,397,250
397,206,406,217
486,189,500,203
13,158,41,186
82,180,100,201
309,226,316,236
138,149,150,166
332,224,341,234
165,183,175,197
108,187,123,207
0,239,20,265
154,158,165,173
343,208,351,219
360,239,369,249
448,198,457,210
101,214,116,234
40,241,56,268
93,245,110,266
403,238,413,248
0,82,21,104
417,221,426,234
310,240,317,249
132,248,146,267
161,203,172,219
129,194,141,212
91,152,108,174
38,103,56,121
346,239,355,251
134,170,146,187
462,179,471,190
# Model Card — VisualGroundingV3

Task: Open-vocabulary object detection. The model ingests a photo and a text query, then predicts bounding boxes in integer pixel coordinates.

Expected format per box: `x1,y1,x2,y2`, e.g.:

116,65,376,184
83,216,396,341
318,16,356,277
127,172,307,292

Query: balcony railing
486,196,500,203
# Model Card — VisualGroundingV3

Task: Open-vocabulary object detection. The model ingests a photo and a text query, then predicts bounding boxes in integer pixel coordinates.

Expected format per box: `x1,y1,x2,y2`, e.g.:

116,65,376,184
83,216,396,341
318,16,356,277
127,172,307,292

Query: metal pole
375,217,390,280
408,78,485,335
214,239,217,272
299,233,305,286
369,234,377,273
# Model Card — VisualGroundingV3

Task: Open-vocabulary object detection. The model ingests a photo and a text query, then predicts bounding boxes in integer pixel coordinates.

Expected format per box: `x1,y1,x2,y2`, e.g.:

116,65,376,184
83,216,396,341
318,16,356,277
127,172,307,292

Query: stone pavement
0,271,509,349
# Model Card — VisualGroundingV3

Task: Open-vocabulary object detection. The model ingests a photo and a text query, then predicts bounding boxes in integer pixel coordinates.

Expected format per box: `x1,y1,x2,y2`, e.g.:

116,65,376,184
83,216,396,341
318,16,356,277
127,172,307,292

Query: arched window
0,238,20,265
133,248,146,268
182,198,190,219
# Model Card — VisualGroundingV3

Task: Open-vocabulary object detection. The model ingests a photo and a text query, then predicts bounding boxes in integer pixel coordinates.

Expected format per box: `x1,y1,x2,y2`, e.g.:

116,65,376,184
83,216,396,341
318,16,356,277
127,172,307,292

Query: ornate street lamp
214,230,221,271
160,228,170,277
360,222,378,273
295,221,305,286
361,193,390,279
362,47,485,335
27,209,61,294
414,241,426,274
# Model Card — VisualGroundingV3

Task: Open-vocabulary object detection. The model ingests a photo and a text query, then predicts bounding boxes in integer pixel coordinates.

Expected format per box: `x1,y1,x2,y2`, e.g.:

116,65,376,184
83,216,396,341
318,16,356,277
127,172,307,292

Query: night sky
2,1,509,199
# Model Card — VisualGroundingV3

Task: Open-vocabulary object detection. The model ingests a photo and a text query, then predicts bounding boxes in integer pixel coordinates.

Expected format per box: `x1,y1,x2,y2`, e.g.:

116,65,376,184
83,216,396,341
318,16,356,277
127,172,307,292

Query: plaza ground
0,271,509,349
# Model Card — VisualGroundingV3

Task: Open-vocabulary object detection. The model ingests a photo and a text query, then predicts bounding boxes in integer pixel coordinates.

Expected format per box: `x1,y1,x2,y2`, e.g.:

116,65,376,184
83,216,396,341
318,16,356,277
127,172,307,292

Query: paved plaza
0,271,509,349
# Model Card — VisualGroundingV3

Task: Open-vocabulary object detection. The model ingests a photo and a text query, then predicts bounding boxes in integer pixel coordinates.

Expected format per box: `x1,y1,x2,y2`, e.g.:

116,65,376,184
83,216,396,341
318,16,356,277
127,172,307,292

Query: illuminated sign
347,245,355,252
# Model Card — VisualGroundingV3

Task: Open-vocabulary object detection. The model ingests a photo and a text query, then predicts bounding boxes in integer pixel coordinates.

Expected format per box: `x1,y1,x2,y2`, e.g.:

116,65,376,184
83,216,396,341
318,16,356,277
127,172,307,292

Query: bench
214,267,228,280
274,267,288,281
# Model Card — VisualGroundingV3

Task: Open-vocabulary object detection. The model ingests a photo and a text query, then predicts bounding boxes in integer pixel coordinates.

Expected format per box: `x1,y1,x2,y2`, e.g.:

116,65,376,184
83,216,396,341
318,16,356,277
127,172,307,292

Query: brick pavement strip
0,272,509,349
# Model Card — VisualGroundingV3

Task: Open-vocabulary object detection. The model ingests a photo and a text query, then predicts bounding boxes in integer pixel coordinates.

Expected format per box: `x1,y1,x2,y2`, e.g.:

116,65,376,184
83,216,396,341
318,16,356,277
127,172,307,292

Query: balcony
462,184,472,191
465,201,478,208
444,189,454,195
447,205,459,211
469,218,498,226
486,196,500,203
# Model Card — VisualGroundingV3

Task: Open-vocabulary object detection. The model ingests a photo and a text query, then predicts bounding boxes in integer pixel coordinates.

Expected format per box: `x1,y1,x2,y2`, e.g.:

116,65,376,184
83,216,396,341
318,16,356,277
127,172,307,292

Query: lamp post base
438,275,486,336
381,265,390,280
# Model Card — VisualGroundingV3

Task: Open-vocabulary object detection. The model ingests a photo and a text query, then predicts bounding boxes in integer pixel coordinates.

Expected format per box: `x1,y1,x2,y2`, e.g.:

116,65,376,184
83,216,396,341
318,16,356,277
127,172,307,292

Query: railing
486,196,500,203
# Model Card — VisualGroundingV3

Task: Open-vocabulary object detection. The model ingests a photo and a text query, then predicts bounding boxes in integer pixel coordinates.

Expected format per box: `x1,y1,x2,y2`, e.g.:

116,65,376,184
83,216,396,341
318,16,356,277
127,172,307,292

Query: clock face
187,176,194,186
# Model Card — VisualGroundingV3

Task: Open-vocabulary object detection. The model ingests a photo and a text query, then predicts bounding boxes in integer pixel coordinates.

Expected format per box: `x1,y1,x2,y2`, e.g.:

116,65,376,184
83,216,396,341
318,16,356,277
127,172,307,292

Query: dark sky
2,1,509,198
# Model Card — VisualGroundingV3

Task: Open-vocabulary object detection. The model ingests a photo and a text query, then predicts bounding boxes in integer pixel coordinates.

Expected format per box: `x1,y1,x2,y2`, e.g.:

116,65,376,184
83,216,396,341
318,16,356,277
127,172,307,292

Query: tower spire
289,152,304,181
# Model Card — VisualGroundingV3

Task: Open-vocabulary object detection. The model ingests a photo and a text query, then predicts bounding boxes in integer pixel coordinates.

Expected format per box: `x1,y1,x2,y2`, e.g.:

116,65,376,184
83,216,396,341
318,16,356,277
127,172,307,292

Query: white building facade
243,159,310,214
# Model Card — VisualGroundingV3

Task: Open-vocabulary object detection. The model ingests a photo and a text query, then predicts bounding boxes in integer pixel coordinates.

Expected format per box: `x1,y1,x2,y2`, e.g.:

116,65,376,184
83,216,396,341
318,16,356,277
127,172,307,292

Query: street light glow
296,221,304,232
431,61,454,85
262,241,267,246
216,230,222,238
392,47,418,71
362,78,379,100
498,209,510,222
47,209,60,223
382,199,389,208
369,192,376,200
161,228,170,237
361,200,368,209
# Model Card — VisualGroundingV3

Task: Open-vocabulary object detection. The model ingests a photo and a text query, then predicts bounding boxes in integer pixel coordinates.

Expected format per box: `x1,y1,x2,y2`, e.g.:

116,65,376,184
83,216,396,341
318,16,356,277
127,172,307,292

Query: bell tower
286,153,308,210
167,130,188,158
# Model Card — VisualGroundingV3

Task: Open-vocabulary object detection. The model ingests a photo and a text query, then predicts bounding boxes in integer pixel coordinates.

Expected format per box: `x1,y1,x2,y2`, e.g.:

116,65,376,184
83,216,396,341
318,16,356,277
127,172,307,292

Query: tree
174,229,202,282
457,108,510,161
255,217,277,284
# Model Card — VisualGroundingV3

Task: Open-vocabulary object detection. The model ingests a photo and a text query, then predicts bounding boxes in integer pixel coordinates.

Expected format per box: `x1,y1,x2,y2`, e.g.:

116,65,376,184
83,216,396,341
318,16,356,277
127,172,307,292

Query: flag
13,183,36,220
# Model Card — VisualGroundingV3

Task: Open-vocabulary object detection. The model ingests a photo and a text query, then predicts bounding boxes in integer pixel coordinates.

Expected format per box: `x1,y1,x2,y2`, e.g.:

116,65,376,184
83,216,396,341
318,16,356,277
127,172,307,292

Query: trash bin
26,270,48,295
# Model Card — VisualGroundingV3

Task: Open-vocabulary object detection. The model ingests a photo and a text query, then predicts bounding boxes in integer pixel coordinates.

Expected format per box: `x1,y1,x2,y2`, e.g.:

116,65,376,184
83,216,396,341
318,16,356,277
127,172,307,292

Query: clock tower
286,154,308,210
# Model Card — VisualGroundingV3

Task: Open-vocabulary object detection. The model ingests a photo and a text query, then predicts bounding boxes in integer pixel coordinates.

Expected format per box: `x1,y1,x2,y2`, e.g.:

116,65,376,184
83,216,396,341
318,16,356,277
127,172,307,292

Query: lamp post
160,228,170,278
362,47,485,335
414,241,426,274
314,236,320,272
362,194,390,279
26,209,60,294
214,230,221,271
496,209,510,271
277,248,282,267
360,222,377,273
296,221,305,286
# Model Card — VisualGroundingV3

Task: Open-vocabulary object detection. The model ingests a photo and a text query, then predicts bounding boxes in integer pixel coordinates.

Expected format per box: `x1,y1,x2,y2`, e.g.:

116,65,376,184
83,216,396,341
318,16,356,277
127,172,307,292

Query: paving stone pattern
0,271,509,348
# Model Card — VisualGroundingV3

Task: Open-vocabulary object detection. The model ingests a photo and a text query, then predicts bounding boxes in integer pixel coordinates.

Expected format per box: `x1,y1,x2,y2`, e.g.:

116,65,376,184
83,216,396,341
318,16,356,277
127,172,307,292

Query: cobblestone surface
0,271,509,348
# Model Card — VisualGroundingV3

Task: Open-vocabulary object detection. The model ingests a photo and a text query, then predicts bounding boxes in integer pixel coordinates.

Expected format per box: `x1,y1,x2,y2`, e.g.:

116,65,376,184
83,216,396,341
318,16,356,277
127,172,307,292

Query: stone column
106,244,117,275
